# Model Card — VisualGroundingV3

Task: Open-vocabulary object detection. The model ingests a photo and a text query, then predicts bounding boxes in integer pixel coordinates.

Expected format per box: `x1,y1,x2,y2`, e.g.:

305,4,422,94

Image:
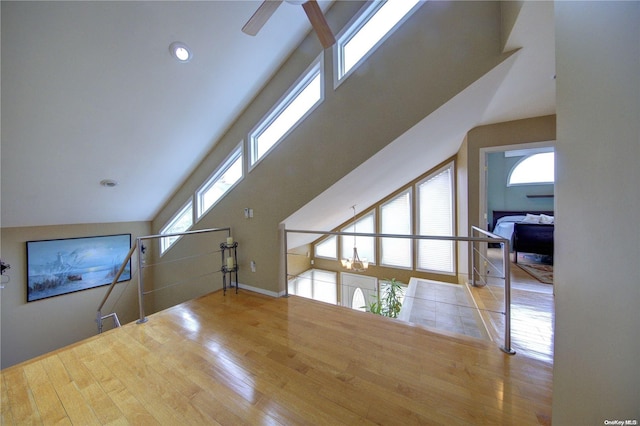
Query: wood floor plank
22,361,71,425
57,349,126,425
80,355,160,425
88,338,218,426
2,366,42,425
2,289,552,425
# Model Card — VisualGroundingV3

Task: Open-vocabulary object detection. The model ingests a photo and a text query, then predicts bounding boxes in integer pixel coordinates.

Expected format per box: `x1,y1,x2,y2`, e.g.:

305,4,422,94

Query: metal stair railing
96,242,137,333
96,227,231,333
470,226,515,355
284,227,515,355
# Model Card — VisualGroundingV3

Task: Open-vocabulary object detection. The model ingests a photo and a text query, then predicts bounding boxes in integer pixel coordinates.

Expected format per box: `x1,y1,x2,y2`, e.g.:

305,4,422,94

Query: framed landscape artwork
26,234,132,302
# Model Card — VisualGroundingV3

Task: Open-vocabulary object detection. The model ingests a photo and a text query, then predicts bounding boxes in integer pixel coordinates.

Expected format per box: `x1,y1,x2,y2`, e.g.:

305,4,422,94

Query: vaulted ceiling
1,0,334,228
1,1,555,230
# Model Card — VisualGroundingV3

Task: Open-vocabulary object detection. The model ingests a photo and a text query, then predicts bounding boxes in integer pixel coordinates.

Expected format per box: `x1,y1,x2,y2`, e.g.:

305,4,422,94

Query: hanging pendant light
341,206,369,272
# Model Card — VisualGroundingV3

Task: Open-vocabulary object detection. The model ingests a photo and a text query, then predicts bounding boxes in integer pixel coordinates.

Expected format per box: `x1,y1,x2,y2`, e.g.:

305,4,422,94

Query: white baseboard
235,282,285,298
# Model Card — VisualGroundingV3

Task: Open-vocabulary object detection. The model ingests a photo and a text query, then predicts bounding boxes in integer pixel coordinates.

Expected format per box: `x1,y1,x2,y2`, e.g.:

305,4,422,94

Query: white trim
195,142,244,221
504,145,554,158
415,161,456,275
478,140,556,277
159,197,194,256
249,54,324,171
333,0,423,89
340,209,377,266
237,282,285,298
314,234,338,260
379,188,413,269
340,272,378,310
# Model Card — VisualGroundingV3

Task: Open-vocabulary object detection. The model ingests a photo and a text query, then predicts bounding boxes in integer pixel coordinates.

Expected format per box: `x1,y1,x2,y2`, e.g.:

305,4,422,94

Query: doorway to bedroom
475,141,556,361
479,142,556,270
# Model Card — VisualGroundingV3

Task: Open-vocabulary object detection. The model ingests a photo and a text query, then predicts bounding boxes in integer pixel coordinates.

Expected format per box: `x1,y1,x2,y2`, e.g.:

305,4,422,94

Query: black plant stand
220,241,238,295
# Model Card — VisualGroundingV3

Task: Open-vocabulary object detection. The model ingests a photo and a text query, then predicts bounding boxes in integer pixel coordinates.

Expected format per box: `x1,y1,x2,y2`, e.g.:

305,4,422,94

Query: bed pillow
521,213,541,224
539,214,555,224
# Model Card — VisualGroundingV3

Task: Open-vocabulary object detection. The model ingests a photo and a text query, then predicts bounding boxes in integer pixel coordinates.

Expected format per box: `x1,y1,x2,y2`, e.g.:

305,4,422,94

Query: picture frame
26,234,132,302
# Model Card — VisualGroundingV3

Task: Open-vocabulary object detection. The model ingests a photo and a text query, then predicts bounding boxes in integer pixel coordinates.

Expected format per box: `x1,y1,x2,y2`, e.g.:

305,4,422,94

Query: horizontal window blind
381,190,412,268
315,235,337,259
312,270,337,304
418,165,454,273
341,212,375,264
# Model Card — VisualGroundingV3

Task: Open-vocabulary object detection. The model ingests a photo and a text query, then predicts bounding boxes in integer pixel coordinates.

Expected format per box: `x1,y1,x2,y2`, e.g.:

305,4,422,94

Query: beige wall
455,136,469,284
152,1,507,295
553,2,640,422
0,221,150,368
463,115,557,231
458,115,556,281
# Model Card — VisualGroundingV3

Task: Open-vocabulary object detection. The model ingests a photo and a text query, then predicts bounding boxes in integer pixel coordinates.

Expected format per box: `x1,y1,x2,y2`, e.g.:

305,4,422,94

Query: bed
491,210,554,263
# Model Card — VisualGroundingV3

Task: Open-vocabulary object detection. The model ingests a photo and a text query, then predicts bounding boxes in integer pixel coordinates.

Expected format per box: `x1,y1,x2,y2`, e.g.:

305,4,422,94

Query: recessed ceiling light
100,179,118,188
169,42,192,62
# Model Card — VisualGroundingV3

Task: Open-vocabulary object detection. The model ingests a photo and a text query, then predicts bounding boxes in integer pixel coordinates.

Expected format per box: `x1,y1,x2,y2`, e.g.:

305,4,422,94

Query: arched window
508,152,555,186
352,287,366,312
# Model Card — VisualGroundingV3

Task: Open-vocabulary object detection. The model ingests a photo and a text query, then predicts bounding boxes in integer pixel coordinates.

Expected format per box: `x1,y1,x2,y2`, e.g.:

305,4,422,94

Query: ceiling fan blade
301,1,336,49
242,0,284,36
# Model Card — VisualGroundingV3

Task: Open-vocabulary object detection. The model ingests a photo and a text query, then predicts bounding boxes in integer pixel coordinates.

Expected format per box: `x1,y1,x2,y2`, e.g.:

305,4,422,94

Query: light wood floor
470,249,555,363
1,289,552,425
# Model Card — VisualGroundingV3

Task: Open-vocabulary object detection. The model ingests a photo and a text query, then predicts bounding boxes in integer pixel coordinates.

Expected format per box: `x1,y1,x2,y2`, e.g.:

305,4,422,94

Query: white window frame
416,162,456,275
341,210,376,266
196,143,244,220
249,55,324,170
380,189,413,269
333,0,423,88
315,235,338,260
159,198,194,255
288,269,337,305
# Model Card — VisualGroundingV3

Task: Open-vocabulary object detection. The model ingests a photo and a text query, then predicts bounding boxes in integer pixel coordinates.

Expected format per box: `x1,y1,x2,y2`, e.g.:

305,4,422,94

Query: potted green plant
367,278,404,318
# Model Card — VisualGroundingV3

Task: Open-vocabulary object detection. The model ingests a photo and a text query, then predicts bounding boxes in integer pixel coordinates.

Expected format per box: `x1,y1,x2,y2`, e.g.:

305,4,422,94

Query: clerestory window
160,199,193,255
249,56,324,169
196,144,243,219
335,0,422,85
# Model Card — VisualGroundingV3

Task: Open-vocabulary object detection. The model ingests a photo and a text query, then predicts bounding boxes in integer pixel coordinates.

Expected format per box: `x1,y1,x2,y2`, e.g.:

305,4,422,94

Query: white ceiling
1,1,555,231
1,0,333,228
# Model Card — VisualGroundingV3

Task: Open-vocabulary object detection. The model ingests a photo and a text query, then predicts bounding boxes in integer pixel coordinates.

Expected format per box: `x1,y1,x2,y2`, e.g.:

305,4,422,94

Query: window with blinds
380,190,412,268
315,235,337,259
341,211,375,265
288,269,337,305
417,163,455,273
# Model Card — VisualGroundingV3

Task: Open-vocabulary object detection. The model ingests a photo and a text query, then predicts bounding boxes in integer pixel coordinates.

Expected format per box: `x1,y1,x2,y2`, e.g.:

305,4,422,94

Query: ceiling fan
242,0,336,49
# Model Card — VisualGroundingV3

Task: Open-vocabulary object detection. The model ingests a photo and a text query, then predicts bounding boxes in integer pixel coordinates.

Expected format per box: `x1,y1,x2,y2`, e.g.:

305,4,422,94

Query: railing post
136,236,148,324
283,228,289,297
501,240,516,355
470,226,476,286
96,310,103,334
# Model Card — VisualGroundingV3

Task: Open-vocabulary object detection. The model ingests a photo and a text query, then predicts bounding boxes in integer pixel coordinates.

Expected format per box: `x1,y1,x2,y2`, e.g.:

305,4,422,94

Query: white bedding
492,215,526,241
